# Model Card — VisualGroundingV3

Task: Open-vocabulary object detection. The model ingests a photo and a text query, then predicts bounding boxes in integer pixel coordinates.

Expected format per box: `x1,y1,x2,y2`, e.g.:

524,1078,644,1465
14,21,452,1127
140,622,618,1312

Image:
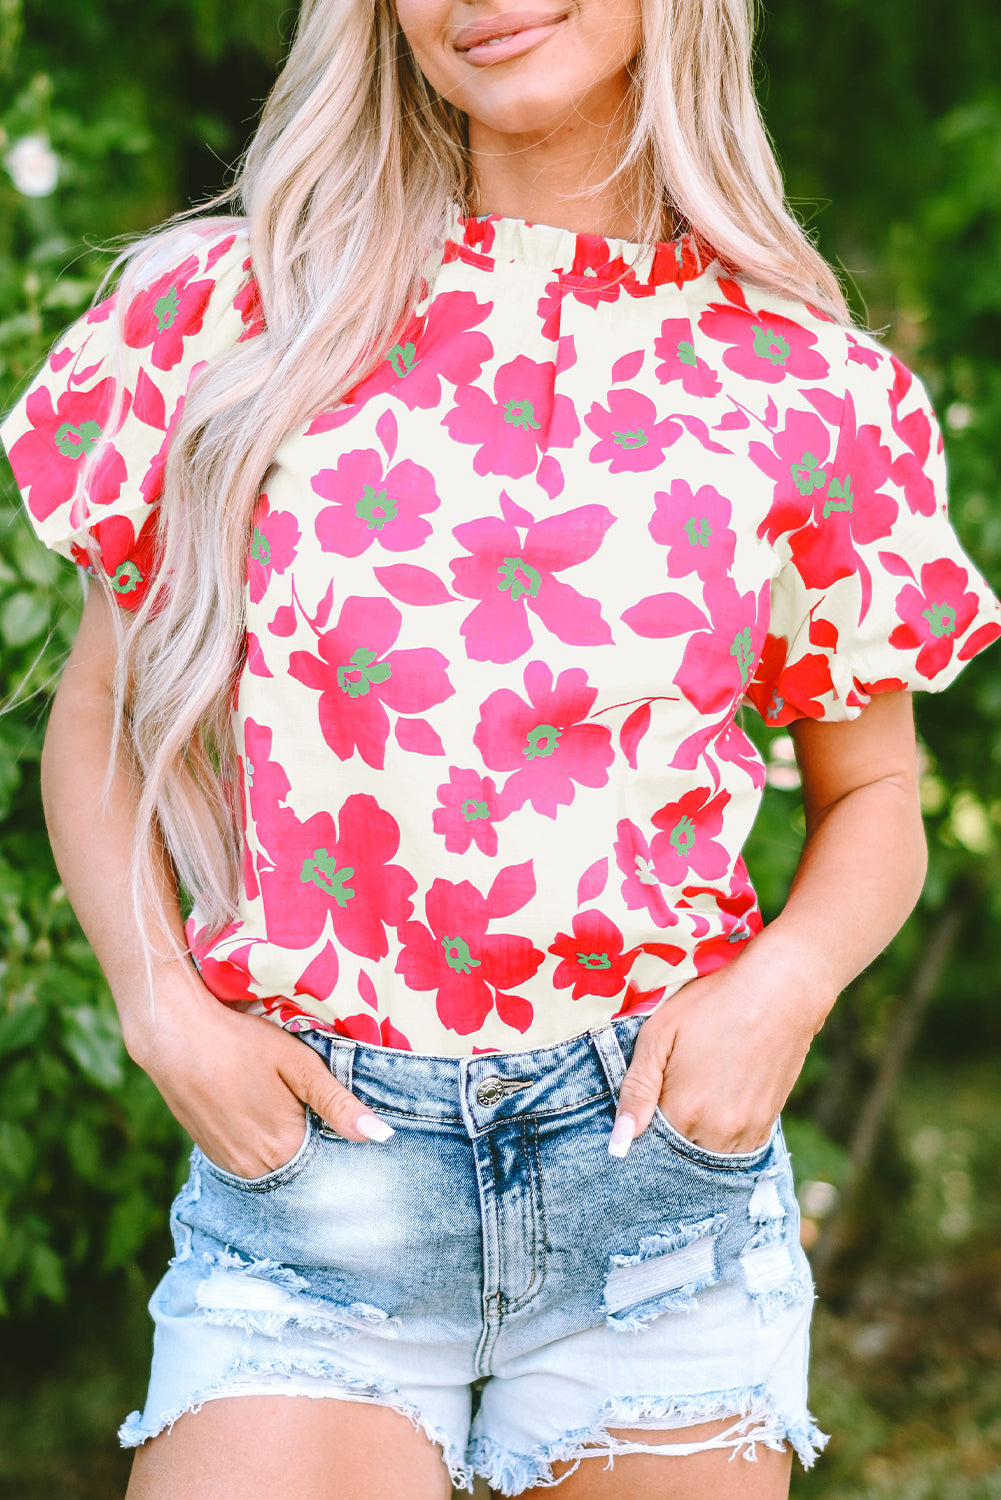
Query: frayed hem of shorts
118,1355,475,1492
469,1386,830,1494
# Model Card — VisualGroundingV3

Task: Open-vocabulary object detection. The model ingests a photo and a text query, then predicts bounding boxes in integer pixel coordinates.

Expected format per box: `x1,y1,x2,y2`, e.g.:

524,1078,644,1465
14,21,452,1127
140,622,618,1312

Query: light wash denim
120,1015,828,1493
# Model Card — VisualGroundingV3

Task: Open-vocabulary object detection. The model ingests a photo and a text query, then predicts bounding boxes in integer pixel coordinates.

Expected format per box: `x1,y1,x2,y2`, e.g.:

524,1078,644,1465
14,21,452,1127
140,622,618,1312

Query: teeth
482,33,516,44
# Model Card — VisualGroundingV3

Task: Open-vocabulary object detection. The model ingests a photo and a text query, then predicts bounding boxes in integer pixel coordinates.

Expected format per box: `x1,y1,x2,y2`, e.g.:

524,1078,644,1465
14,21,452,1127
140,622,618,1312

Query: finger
610,1018,675,1158
279,1049,395,1144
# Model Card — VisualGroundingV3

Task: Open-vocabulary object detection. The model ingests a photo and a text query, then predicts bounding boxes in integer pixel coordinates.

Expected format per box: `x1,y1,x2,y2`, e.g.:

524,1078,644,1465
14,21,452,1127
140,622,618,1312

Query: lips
453,10,569,52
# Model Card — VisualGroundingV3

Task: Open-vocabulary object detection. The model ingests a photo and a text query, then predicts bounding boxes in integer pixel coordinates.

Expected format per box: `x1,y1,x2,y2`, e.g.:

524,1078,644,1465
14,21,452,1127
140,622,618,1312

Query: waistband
298,1015,647,1135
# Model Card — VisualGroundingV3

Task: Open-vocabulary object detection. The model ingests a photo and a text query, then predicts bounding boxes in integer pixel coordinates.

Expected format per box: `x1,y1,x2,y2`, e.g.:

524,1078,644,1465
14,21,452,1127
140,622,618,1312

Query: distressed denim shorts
120,1015,829,1493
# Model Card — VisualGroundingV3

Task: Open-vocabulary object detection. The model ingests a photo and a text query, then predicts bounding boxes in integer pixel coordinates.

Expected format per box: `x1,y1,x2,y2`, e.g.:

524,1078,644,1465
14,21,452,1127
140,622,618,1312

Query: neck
466,103,646,241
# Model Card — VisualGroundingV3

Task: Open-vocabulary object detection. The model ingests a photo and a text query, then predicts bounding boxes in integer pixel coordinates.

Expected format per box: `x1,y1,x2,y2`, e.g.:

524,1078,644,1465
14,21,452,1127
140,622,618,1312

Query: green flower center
752,325,791,366
576,952,612,970
923,602,957,638
612,428,648,449
442,935,481,975
300,848,355,906
154,286,180,332
337,647,392,699
523,723,562,760
54,420,101,460
386,342,418,379
683,516,712,548
676,340,698,368
503,399,541,431
670,816,696,856
730,626,755,686
791,451,827,496
110,560,143,595
356,485,397,532
497,556,542,603
461,798,490,823
249,528,271,566
823,475,854,520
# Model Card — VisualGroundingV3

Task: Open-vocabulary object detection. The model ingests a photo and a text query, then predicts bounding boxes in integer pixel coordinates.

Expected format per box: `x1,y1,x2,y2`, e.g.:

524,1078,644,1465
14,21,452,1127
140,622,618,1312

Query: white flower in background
5,133,60,197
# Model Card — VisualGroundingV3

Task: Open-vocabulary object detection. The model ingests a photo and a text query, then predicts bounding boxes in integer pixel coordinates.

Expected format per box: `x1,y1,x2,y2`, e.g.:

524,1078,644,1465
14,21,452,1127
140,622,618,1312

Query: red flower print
649,481,736,583
123,254,216,371
70,508,160,612
474,661,614,818
433,768,503,856
308,290,494,429
450,497,614,664
585,388,681,473
784,393,898,593
257,797,416,956
549,912,681,1001
536,237,641,339
8,378,123,522
887,358,938,518
334,1014,412,1050
613,820,679,929
686,865,763,976
745,632,835,725
395,870,543,1035
443,354,580,479
247,493,301,604
289,595,454,770
649,788,732,886
699,279,830,385
889,558,983,679
235,258,265,341
752,406,834,546
312,447,440,558
654,318,721,397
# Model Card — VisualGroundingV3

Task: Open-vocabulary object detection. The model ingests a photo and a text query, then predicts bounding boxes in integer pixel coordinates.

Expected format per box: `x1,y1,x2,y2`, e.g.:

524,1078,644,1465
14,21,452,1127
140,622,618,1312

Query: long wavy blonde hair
94,0,849,954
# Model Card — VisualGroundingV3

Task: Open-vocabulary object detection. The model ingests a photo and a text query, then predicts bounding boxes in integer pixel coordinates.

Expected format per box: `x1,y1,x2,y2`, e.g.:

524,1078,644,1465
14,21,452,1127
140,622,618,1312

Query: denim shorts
120,1014,828,1493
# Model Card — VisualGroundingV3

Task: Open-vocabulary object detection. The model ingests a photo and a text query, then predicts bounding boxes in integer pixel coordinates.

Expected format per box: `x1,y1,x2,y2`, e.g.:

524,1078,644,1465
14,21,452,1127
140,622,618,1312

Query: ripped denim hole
604,1214,725,1328
194,1265,399,1341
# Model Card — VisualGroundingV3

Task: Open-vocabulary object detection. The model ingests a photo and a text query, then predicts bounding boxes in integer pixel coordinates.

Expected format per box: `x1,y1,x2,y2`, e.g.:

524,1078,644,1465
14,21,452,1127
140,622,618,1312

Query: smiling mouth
454,10,571,59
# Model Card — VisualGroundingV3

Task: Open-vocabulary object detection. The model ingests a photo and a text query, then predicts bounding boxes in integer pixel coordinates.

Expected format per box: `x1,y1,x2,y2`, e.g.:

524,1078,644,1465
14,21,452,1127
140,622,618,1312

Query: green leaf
0,590,49,646
62,1005,126,1090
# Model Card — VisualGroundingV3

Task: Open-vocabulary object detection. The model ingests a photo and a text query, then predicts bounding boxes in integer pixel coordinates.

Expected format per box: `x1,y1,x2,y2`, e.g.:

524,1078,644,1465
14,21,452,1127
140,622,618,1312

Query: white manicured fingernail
609,1112,636,1159
357,1114,395,1143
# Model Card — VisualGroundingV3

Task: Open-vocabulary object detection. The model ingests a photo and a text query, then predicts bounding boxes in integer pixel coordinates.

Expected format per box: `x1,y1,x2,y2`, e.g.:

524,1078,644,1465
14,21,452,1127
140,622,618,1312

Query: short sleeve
0,223,254,610
746,336,1001,726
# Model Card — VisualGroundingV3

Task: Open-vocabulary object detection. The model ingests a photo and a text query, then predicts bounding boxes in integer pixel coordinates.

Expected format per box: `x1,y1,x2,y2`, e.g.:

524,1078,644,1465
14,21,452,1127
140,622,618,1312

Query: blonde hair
98,0,849,953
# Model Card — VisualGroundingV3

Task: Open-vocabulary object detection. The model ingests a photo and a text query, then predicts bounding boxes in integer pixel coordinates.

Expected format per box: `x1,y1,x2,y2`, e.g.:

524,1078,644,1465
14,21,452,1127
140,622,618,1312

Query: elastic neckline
443,204,715,290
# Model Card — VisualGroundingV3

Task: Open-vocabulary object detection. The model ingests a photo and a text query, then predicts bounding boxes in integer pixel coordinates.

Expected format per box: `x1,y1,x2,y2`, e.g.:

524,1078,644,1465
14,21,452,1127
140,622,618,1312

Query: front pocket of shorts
196,1109,318,1191
650,1106,777,1171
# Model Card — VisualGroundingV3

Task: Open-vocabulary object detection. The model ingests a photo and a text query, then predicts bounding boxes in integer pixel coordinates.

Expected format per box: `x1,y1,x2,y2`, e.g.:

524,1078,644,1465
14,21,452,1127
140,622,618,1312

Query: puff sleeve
0,224,254,610
745,335,1001,725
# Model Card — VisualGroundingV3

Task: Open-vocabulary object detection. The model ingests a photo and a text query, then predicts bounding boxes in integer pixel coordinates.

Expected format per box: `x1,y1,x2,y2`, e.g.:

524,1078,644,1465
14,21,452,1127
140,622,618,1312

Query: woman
3,1,999,1496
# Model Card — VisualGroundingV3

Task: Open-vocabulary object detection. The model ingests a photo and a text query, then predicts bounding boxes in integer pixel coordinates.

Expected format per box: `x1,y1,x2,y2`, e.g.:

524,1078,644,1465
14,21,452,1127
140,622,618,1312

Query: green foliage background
0,1,999,1494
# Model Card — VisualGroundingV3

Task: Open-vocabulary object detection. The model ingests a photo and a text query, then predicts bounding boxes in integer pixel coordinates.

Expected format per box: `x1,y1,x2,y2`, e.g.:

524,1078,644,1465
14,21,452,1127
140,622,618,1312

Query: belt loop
328,1037,356,1091
590,1023,629,1097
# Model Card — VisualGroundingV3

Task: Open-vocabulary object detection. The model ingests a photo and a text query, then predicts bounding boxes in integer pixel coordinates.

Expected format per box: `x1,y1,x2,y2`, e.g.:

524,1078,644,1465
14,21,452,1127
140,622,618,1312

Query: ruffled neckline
442,204,715,291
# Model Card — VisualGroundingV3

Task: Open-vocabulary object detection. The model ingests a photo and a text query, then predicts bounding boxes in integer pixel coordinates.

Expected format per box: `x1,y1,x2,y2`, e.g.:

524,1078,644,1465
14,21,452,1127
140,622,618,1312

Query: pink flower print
649,481,736,583
687,866,763,976
123,254,215,371
785,392,897,592
433,768,503,856
443,355,580,479
308,291,493,430
395,875,544,1036
312,447,440,558
258,796,416,956
653,318,722,397
613,820,678,929
536,238,640,339
745,632,835,725
450,500,615,664
70,508,160,613
8,378,122,522
887,358,938,518
549,912,640,1001
649,788,732,887
334,1014,413,1050
474,661,614,818
752,406,834,546
674,578,768,717
585,388,681,474
698,279,830,385
889,559,982,679
247,493,300,604
235,258,265,341
289,595,454,770
243,718,292,835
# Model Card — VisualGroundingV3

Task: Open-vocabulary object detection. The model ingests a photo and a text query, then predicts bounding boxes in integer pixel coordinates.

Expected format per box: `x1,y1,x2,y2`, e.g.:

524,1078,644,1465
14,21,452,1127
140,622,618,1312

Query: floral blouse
3,210,999,1056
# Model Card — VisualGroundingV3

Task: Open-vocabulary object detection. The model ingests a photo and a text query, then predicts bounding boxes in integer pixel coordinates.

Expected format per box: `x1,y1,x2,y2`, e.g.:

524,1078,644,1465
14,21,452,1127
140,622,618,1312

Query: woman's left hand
610,957,826,1158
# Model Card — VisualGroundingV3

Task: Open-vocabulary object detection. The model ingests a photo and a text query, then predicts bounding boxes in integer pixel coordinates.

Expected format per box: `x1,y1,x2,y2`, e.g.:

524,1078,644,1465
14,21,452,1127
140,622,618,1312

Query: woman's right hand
128,971,393,1179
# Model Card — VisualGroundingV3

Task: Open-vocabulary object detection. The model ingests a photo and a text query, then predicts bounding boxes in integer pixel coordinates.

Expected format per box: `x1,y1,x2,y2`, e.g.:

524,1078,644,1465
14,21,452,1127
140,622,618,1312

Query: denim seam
196,1115,319,1194
498,1118,546,1316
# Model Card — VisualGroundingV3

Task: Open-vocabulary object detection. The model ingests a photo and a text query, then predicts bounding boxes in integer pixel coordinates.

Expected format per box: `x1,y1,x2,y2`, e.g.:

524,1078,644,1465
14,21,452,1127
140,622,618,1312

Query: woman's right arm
41,584,392,1175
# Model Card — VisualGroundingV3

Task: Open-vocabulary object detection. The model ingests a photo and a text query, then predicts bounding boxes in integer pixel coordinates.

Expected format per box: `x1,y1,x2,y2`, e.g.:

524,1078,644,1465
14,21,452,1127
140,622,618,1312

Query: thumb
279,1048,395,1145
609,1018,675,1159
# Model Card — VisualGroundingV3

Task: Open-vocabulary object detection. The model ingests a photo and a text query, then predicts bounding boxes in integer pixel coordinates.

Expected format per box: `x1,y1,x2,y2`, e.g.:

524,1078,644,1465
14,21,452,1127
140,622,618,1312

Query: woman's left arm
612,689,928,1157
